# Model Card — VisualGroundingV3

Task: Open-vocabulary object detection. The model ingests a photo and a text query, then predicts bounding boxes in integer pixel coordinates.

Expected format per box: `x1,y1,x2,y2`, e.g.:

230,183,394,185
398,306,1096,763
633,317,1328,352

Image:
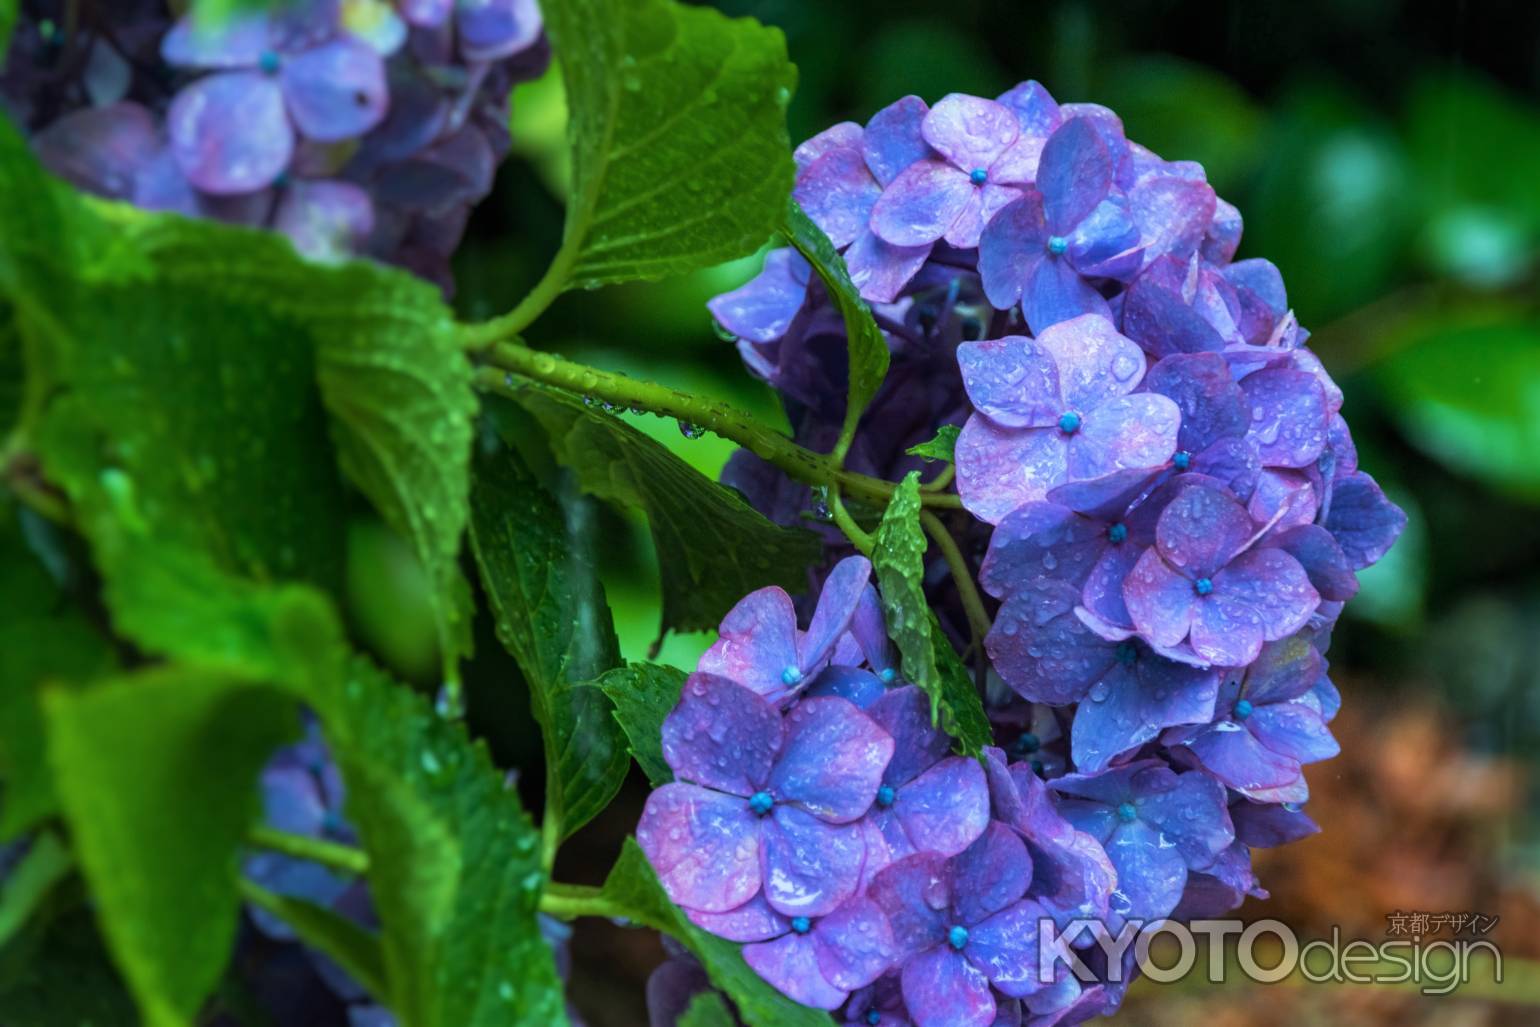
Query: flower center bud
948,924,970,950
1108,522,1127,544
1030,758,1045,775
1058,411,1081,434
1013,731,1040,755
1234,698,1254,721
1115,641,1137,666
1173,450,1192,471
879,667,897,684
876,785,896,808
1117,801,1138,823
790,916,812,935
867,1012,883,1026
1047,235,1068,256
1194,577,1214,596
780,665,803,687
748,790,774,816
258,50,281,75
969,167,988,185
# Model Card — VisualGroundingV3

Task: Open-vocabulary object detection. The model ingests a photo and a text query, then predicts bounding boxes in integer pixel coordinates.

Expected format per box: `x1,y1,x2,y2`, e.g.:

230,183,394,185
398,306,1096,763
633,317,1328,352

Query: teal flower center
1108,522,1128,544
1115,641,1137,666
1013,731,1040,755
875,785,897,808
948,924,970,950
1234,699,1254,721
1194,577,1214,596
1173,450,1192,471
1117,801,1138,823
258,50,281,75
879,667,897,684
866,1012,882,1026
1047,235,1068,255
970,167,988,185
748,791,774,816
790,916,812,934
1058,411,1082,434
780,665,803,686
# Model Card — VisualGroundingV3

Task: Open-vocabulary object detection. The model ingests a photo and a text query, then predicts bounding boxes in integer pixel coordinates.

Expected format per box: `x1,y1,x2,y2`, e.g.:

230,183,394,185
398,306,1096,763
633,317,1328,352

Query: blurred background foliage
333,1,1540,1019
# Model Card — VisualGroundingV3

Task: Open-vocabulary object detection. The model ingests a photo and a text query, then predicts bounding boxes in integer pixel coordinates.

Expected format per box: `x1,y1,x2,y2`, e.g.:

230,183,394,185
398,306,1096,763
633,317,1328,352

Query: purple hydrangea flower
638,674,893,916
955,316,1179,523
739,895,896,1010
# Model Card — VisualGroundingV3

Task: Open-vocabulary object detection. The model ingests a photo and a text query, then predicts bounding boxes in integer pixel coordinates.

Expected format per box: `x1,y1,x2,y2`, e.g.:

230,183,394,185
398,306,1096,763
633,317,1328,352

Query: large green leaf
541,0,796,286
781,199,889,456
238,882,388,1002
595,661,688,786
871,472,991,755
329,659,567,1027
469,433,628,842
43,668,298,1027
508,380,822,635
600,839,831,1027
0,831,72,948
0,909,138,1026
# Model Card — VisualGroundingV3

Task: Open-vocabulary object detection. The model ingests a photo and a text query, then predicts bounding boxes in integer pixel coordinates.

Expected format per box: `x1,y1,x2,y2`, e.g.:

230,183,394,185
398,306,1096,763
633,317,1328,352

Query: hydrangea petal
801,556,874,672
1068,393,1180,481
687,891,788,942
1154,481,1254,579
168,72,294,194
456,0,543,61
955,418,1068,524
33,102,159,199
795,148,880,249
1243,636,1324,705
1135,769,1235,869
1103,818,1189,923
813,895,896,990
1037,118,1111,234
281,37,389,141
870,159,975,247
966,900,1046,998
1022,256,1112,336
978,192,1047,309
160,14,271,69
274,180,374,261
893,757,990,858
1325,472,1406,569
1122,546,1197,650
902,945,996,1027
662,674,783,795
979,503,1108,597
771,696,893,823
1146,352,1248,452
1248,701,1339,765
744,933,849,1010
1193,548,1318,666
1181,722,1301,795
987,585,1114,705
845,230,932,303
761,806,867,917
806,666,887,708
867,686,953,787
958,335,1061,430
952,822,1032,926
638,783,761,913
1240,369,1329,468
697,586,800,699
707,248,809,344
864,95,931,186
921,93,1018,171
1072,658,1218,773
870,853,951,956
1128,173,1215,264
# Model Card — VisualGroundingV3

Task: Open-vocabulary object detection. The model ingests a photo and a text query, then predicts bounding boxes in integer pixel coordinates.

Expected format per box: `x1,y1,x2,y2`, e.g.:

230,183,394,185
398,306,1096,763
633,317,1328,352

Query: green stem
475,341,965,512
538,883,615,921
458,244,579,352
828,485,873,556
248,825,369,877
922,463,956,493
919,509,991,654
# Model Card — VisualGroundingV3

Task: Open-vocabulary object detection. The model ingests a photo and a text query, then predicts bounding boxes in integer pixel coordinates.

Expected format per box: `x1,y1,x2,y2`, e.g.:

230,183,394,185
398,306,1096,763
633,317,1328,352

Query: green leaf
542,0,796,287
238,881,388,1002
595,661,688,786
508,380,822,635
43,667,298,1027
600,839,832,1027
0,831,73,949
905,424,961,463
328,659,567,1027
781,199,889,457
0,909,138,1026
469,434,628,841
871,472,990,755
679,992,738,1027
315,304,477,676
1373,309,1540,500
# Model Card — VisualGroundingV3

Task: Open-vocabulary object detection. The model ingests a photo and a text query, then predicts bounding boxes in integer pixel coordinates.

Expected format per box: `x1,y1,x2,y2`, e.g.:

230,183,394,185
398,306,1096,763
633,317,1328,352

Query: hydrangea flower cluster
696,81,1407,1024
2,0,546,288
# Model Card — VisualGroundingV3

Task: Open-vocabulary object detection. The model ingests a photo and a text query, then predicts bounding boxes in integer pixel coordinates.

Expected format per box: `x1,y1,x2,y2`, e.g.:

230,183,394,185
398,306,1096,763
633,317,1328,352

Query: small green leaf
469,435,628,841
328,659,567,1027
508,380,822,635
238,881,388,1002
905,424,961,464
596,661,688,786
781,199,890,458
43,668,299,1027
871,472,991,755
0,831,73,948
541,0,796,286
600,839,832,1027
679,991,738,1027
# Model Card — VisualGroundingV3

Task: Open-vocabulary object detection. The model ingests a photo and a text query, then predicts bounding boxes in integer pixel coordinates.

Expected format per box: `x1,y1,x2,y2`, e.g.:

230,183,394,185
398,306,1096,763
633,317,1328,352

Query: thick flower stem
474,341,965,512
538,882,615,921
247,825,370,877
919,509,992,660
828,485,873,556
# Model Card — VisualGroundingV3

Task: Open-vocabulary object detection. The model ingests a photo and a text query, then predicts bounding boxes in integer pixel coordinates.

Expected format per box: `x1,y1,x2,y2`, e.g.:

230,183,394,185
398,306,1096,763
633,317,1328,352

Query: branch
919,509,991,658
247,825,369,877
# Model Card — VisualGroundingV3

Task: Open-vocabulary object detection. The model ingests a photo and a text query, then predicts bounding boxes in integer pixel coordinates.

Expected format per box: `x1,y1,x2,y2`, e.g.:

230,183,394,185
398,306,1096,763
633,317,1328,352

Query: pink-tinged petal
1267,524,1358,601
33,102,159,199
1240,369,1329,468
1249,701,1339,765
697,586,800,699
761,806,866,917
1122,546,1197,650
941,187,987,250
997,80,1061,138
967,900,1046,998
281,37,389,141
1198,548,1318,664
1244,636,1324,705
638,783,761,912
160,14,270,68
771,697,893,822
870,159,975,247
456,0,543,61
987,135,1043,185
1232,800,1319,848
957,335,1062,430
955,418,1068,524
1079,540,1143,632
921,93,1018,171
813,895,896,990
274,180,374,261
1037,118,1110,234
1180,722,1300,795
1248,467,1318,528
1135,768,1235,869
806,666,887,708
1325,472,1406,570
850,584,896,677
979,503,1108,597
1145,352,1249,452
706,248,809,343
978,192,1048,309
1154,481,1255,579
864,95,931,186
1129,174,1216,264
1065,198,1143,280
801,556,873,672
133,147,204,217
1022,257,1111,336
870,852,951,954
1190,438,1262,501
1120,262,1229,358
1202,196,1243,262
867,686,952,787
1068,394,1180,482
794,121,863,170
795,148,880,249
845,230,931,303
952,822,1032,925
688,892,788,942
988,587,1113,705
744,933,849,1010
662,674,782,795
168,73,293,194
902,945,996,1027
895,757,991,859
